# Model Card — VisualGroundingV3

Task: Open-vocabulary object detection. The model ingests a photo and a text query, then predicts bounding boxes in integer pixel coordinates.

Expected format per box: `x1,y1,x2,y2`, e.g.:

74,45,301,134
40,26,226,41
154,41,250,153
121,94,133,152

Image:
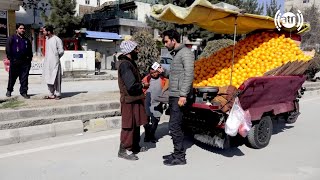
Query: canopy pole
230,16,238,86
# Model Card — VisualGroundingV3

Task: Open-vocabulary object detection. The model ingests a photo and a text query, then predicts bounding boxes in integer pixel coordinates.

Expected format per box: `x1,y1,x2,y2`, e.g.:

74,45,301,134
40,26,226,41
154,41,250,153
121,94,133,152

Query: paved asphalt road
0,96,319,180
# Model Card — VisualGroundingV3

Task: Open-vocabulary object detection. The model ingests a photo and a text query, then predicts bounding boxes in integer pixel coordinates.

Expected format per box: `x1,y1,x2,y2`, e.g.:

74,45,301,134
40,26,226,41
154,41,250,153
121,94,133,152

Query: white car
160,56,172,71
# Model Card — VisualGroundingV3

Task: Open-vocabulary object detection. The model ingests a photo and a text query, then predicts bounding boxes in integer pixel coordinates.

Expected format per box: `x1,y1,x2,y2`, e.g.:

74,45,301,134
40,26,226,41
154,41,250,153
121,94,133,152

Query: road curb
86,116,122,132
0,120,84,146
0,101,120,121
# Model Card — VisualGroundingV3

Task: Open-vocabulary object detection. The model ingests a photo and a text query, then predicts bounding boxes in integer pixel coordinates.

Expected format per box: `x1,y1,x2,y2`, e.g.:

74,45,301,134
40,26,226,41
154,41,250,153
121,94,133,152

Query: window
97,0,100,6
85,0,90,5
303,0,310,3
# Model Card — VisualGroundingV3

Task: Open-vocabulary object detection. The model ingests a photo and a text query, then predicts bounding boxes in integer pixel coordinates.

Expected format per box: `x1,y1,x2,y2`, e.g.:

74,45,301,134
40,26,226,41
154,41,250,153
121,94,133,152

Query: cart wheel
286,101,300,124
247,116,273,149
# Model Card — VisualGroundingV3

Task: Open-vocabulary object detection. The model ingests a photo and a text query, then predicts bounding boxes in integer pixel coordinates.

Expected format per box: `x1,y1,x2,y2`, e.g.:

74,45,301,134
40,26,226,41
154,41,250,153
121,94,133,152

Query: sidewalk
0,67,120,110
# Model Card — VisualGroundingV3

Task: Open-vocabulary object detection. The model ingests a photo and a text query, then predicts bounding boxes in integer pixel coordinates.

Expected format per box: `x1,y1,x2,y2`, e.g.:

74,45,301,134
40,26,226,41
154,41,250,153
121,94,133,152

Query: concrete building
81,0,156,69
15,0,116,26
13,0,123,55
76,0,116,16
0,0,23,61
284,0,320,11
83,0,154,36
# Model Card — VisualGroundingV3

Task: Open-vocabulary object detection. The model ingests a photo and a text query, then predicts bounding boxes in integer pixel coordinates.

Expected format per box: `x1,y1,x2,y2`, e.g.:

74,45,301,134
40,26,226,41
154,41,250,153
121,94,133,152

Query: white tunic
43,35,64,85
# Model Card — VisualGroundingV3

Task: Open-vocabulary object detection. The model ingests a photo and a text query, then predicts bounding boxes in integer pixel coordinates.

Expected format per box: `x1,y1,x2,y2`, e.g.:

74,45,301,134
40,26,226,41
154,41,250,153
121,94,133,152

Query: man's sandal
43,95,55,99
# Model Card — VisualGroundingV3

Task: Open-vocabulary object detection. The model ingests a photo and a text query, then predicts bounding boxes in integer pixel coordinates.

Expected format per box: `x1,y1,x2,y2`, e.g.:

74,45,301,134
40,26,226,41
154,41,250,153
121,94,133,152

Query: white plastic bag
225,97,251,137
238,110,252,137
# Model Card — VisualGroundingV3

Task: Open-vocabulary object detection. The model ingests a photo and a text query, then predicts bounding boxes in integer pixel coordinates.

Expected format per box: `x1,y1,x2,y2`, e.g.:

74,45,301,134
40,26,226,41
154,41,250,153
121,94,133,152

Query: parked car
160,56,172,71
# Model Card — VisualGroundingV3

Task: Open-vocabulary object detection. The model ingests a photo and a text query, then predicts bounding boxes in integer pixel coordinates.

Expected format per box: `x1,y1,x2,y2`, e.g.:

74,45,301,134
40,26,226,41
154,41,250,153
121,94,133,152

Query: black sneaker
21,94,30,99
144,136,151,142
145,134,158,143
162,153,174,160
150,137,158,143
163,157,187,166
6,91,11,97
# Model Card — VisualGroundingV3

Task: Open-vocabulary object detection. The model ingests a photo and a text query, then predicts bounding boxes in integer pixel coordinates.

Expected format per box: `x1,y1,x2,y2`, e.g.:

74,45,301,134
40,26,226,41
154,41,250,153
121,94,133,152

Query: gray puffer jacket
164,44,194,97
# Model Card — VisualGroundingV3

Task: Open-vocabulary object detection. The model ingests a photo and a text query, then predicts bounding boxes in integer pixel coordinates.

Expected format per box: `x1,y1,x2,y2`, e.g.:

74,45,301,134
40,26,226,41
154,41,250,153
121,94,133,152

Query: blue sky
258,0,285,14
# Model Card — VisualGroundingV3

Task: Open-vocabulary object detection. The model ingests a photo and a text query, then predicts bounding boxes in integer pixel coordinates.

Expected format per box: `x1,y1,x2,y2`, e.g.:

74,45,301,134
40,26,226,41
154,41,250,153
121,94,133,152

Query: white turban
120,40,138,55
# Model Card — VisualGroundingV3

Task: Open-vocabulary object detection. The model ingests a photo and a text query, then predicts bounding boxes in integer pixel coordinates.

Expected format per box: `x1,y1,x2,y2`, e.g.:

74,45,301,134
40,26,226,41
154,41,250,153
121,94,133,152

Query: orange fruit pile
193,32,313,88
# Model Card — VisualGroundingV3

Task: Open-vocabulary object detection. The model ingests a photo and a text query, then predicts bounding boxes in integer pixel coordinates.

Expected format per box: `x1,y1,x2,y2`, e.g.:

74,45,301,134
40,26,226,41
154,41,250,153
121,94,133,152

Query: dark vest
118,58,145,103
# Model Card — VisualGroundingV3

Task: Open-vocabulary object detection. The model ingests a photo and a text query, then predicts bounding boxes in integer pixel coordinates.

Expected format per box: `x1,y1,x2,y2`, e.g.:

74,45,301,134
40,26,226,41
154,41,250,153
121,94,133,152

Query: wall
135,1,151,23
119,26,131,36
61,50,95,73
76,0,114,15
30,50,96,75
85,39,121,69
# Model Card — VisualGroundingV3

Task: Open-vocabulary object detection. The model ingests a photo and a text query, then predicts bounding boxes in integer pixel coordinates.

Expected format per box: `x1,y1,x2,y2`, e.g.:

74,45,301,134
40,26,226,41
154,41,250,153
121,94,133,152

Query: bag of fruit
225,97,251,136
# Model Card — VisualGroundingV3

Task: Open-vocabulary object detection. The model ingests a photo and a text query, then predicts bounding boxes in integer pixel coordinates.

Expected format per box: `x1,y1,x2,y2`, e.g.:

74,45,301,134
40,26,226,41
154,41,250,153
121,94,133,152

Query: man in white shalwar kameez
42,25,64,100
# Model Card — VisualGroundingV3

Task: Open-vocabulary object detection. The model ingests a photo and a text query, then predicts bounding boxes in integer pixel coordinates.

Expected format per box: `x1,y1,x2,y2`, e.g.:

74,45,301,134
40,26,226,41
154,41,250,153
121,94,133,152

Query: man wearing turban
117,40,149,160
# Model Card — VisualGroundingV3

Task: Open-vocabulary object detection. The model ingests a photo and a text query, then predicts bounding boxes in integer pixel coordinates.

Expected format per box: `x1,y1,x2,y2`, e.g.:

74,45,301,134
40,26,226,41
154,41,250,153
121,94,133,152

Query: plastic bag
238,110,252,137
225,97,251,137
3,58,10,72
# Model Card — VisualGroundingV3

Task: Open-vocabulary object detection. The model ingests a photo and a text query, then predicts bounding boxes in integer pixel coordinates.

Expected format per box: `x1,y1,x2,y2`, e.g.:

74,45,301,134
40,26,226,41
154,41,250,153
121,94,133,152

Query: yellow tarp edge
151,0,310,34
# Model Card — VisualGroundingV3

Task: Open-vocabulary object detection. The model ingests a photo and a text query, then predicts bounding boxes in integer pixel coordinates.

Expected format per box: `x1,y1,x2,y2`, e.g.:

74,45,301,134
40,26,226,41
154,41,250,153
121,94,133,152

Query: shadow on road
195,139,245,158
141,122,169,150
28,91,89,99
272,119,294,135
141,121,245,157
61,91,89,98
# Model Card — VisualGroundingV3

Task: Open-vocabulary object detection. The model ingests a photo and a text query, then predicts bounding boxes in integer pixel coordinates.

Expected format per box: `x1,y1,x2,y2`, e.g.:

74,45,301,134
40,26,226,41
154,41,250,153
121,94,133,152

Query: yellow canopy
151,0,310,34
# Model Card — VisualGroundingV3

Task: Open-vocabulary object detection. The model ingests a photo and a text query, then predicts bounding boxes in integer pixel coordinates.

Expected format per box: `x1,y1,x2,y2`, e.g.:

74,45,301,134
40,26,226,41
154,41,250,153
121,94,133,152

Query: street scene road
0,96,319,180
1,0,320,180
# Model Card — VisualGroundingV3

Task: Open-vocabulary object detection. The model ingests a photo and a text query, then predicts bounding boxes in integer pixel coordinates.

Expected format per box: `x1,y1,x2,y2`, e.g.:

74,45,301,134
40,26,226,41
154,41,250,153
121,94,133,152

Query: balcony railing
85,10,137,21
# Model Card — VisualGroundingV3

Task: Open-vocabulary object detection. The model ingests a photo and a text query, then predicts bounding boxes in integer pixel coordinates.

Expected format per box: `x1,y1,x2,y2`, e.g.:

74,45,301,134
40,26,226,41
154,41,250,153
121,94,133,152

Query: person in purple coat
5,23,33,99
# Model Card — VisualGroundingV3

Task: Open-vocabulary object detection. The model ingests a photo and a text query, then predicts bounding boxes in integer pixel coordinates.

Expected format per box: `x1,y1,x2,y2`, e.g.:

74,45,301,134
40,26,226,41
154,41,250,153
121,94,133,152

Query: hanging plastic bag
3,58,10,72
238,110,252,137
225,97,251,136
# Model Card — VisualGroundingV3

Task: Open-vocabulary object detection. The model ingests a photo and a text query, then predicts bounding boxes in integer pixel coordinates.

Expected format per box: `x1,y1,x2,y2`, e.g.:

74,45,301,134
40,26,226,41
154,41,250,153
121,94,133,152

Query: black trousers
7,61,31,95
144,116,160,138
150,116,160,135
95,62,101,70
169,97,185,159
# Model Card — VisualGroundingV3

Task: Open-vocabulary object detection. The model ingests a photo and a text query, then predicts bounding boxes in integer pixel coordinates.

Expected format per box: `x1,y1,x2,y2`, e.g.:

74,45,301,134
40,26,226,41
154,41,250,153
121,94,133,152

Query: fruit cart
151,0,313,149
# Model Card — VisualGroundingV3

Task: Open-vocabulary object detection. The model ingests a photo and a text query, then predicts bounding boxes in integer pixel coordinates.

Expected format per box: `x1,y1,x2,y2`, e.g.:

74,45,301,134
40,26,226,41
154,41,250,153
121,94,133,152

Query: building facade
83,0,154,36
0,0,23,60
284,0,320,11
15,0,116,26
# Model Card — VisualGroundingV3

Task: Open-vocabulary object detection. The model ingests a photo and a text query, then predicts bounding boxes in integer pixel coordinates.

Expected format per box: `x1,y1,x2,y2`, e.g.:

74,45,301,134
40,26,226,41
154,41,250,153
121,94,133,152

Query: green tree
266,0,281,17
22,0,50,24
42,0,80,38
132,30,160,75
241,0,264,14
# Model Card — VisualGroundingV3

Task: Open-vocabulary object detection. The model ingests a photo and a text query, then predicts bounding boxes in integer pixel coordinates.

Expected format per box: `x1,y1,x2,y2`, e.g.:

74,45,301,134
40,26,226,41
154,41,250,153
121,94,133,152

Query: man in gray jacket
158,29,194,166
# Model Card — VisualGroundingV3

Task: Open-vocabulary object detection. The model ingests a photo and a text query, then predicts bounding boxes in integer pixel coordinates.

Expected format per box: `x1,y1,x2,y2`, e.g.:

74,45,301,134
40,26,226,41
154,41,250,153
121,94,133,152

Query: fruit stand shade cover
151,0,310,34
